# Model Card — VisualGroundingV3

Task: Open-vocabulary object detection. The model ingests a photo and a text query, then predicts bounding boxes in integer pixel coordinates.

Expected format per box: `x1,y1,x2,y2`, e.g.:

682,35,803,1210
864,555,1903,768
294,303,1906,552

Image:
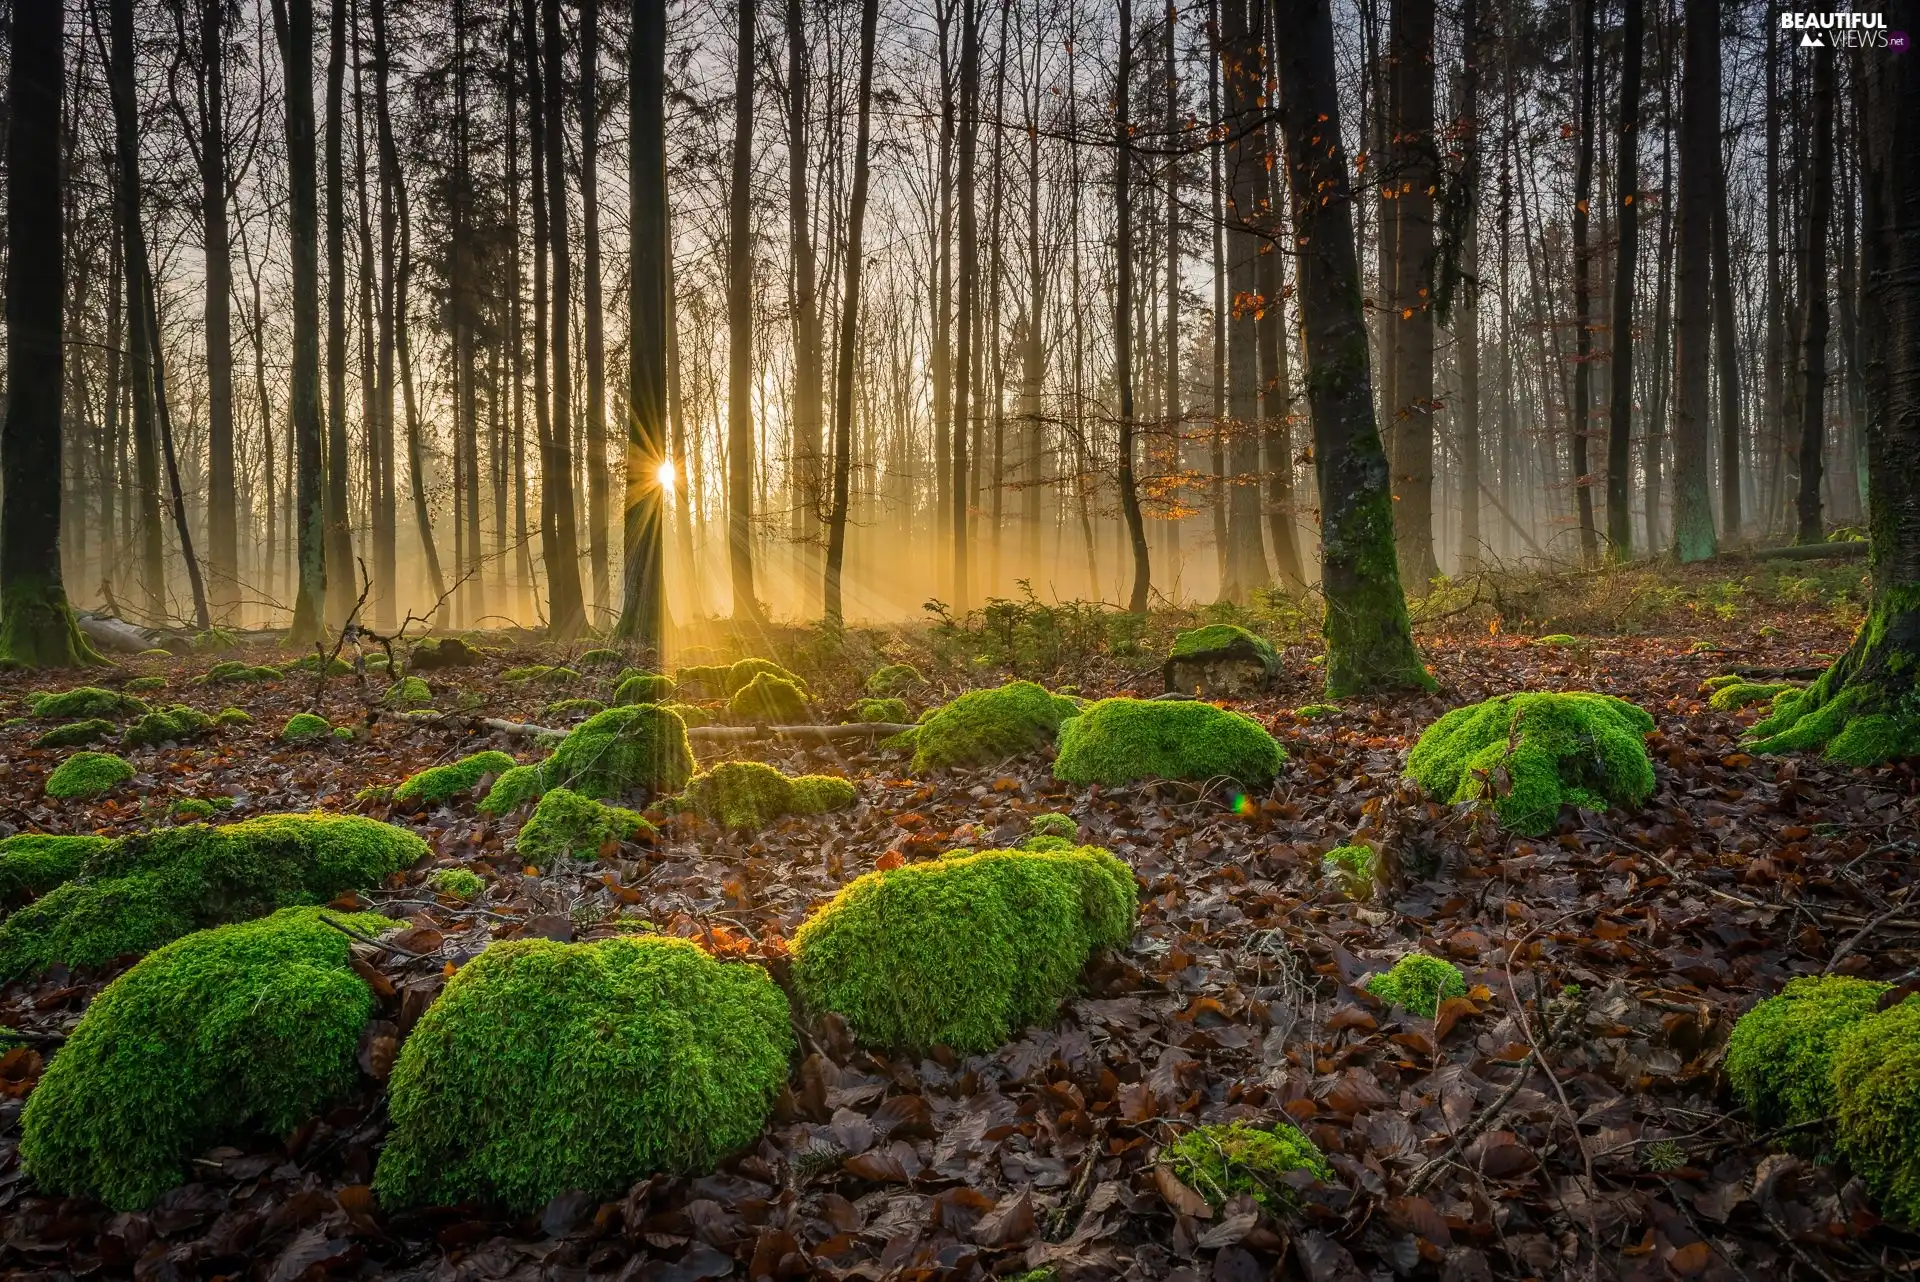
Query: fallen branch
423,713,917,745
1739,542,1867,562
1824,889,1916,973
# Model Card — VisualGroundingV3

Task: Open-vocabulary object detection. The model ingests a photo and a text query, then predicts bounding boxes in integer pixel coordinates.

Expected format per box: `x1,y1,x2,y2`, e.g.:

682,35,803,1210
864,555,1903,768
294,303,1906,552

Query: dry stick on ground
425,714,918,744
1823,886,1915,974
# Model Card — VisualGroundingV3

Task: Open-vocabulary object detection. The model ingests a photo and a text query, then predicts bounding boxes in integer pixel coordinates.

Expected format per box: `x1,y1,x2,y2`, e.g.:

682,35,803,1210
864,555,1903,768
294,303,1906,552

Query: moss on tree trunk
1750,588,1920,765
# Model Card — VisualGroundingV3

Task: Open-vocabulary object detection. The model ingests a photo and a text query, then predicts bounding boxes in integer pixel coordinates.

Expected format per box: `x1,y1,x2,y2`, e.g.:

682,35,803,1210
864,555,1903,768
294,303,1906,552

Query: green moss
383,676,433,708
1710,681,1798,712
136,648,173,659
672,664,733,697
46,751,135,800
280,713,334,743
1748,592,1920,765
477,764,548,815
34,718,115,748
1701,674,1744,693
18,907,393,1210
544,697,607,718
1405,692,1656,835
1364,953,1467,1018
682,761,854,830
287,654,353,676
408,636,482,670
1292,703,1340,719
192,627,240,652
659,701,713,728
123,705,215,748
1726,976,1889,1129
394,750,518,806
790,846,1137,1054
865,663,926,697
170,798,217,822
429,867,486,900
1833,998,1920,1225
215,706,252,726
728,672,809,723
1028,813,1079,840
577,647,624,667
725,658,806,695
1533,634,1580,647
372,935,792,1212
1170,624,1278,665
851,696,910,724
903,681,1075,771
1161,1121,1332,1212
196,661,283,685
0,834,112,906
515,787,651,862
613,672,676,706
124,676,166,693
30,687,150,720
503,664,581,685
1053,698,1284,788
544,704,693,800
0,812,425,980
1322,844,1375,897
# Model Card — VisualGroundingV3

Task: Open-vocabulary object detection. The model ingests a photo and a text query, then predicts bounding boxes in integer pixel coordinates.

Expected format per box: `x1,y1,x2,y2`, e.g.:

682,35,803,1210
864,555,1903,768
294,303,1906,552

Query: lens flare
1231,791,1255,817
655,461,676,493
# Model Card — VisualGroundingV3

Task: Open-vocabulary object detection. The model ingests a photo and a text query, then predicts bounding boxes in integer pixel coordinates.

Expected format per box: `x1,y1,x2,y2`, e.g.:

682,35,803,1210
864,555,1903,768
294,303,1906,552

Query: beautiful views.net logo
1780,10,1899,48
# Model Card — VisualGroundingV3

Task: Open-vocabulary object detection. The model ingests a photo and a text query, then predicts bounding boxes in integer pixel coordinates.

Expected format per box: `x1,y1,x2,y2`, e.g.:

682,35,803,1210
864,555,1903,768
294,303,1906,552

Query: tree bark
1385,0,1438,585
1607,0,1642,559
325,0,355,623
786,0,822,568
581,0,610,616
1114,0,1150,613
195,0,238,619
1713,162,1742,540
541,0,588,638
1795,48,1834,545
1669,0,1719,562
1571,0,1599,563
951,0,979,611
724,0,763,622
1217,0,1270,602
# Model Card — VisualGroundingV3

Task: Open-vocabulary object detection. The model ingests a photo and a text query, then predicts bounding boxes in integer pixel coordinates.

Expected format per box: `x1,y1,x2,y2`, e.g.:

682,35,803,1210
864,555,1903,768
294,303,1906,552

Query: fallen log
74,612,176,655
1738,541,1868,561
427,713,917,745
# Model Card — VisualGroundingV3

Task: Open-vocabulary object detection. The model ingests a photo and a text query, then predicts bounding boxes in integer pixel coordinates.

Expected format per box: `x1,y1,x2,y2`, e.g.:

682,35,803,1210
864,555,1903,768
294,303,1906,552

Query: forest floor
1,559,1917,1281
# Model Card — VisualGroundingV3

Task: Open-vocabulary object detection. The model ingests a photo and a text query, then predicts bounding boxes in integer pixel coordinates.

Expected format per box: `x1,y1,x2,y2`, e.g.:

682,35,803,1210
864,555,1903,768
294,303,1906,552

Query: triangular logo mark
1800,31,1825,45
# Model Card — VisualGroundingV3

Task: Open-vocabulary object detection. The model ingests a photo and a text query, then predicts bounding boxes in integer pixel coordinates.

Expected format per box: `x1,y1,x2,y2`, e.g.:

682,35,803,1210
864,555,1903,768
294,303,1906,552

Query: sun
655,461,676,493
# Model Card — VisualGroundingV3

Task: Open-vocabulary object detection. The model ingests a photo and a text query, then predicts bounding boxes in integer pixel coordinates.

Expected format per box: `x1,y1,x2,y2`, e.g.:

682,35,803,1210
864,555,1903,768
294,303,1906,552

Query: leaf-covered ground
2,596,1917,1280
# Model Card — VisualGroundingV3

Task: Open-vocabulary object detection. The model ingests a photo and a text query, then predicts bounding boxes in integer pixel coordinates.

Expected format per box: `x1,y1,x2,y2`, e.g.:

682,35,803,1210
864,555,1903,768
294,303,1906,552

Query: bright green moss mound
0,813,425,980
372,935,793,1212
1161,1121,1332,1211
1169,624,1278,665
502,664,581,685
280,712,334,743
1533,633,1580,647
30,687,150,720
1364,953,1467,1018
0,834,113,906
383,676,433,708
430,867,486,900
393,750,518,806
903,681,1078,771
18,908,393,1210
577,648,624,668
672,664,733,696
544,704,693,800
1322,844,1375,897
1053,698,1284,788
1710,681,1798,712
544,697,607,718
660,701,713,728
215,707,252,726
287,654,353,676
1700,674,1744,693
196,661,283,685
682,760,854,830
34,718,115,748
170,798,217,822
1726,975,1889,1130
866,663,926,697
123,676,166,693
123,705,215,748
46,751,135,800
1405,692,1656,835
1293,703,1340,719
724,658,806,695
612,673,676,705
790,846,1136,1054
515,787,651,862
1834,998,1920,1225
1029,813,1078,840
729,672,809,723
852,697,910,724
478,764,548,814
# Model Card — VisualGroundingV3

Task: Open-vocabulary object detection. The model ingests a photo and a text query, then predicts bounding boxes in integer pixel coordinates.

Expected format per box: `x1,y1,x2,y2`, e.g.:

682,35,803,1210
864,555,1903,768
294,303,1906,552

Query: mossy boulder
0,812,425,980
502,664,581,685
1161,1121,1332,1212
898,681,1078,771
543,697,607,719
1322,844,1375,898
170,798,218,822
724,658,806,695
30,687,150,720
1532,633,1580,647
372,935,792,1212
1363,953,1467,1018
287,654,353,676
613,672,676,706
123,705,215,748
1053,697,1284,789
215,706,252,726
681,761,856,830
1163,625,1280,698
280,712,335,743
660,700,713,728
1292,703,1340,719
1405,692,1656,836
0,834,113,907
393,750,518,806
515,788,651,862
195,661,283,685
408,636,482,670
729,672,809,723
1834,997,1920,1224
34,718,115,748
866,663,927,697
790,846,1136,1054
478,764,548,814
429,867,486,900
46,751,135,800
577,647,624,668
1727,975,1889,1130
1709,681,1798,712
543,704,694,800
18,908,393,1210
672,664,733,697
851,697,910,724
383,676,434,708
1028,813,1079,840
124,676,167,693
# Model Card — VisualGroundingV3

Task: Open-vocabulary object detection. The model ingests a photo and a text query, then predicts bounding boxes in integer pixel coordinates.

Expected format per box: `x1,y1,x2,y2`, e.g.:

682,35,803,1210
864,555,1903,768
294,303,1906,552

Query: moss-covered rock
515,787,651,862
0,834,113,906
33,718,115,748
503,664,581,685
1532,633,1580,647
1834,997,1920,1224
790,846,1136,1053
543,704,693,800
724,658,806,695
393,750,519,806
214,706,252,726
1053,697,1284,788
899,681,1078,771
851,697,910,724
408,636,482,670
1364,953,1467,1018
280,712,334,743
46,751,135,800
1322,844,1375,898
865,663,926,697
1028,813,1079,841
577,647,624,668
543,697,607,718
477,763,549,814
1700,674,1744,693
672,663,733,697
1405,692,1656,835
0,813,425,980
1163,624,1280,698
659,701,713,728
195,661,283,685
429,867,486,900
1292,703,1340,719
30,687,150,720
170,798,217,822
1710,681,1799,712
123,705,215,748
1727,975,1888,1130
383,676,433,708
18,907,392,1210
729,672,809,723
613,673,675,706
681,760,854,830
372,935,792,1212
1160,1121,1332,1211
287,654,353,676
124,676,167,693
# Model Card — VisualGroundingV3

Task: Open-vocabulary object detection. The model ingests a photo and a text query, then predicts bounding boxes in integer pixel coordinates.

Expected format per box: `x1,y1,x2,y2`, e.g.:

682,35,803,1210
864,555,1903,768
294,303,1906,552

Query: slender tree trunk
1162,0,1181,587
324,0,355,621
1386,0,1439,584
1218,0,1270,601
1645,6,1675,549
1273,0,1430,695
1209,0,1227,586
1452,0,1484,570
1607,0,1642,559
358,0,396,627
1571,0,1599,563
725,0,762,621
581,0,610,616
786,0,822,572
197,0,238,619
1114,0,1150,613
1669,0,1718,562
1795,48,1835,545
1713,163,1742,540
541,0,587,637
950,0,979,611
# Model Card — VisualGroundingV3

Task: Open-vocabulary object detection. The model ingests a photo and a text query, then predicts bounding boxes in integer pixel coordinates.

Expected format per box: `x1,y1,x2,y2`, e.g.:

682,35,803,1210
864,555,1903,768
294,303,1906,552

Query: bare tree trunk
1713,164,1742,541
324,0,357,623
1795,47,1834,545
1386,0,1439,585
541,0,587,637
581,0,610,616
1571,0,1599,563
1669,0,1718,561
1452,0,1485,568
950,0,979,611
615,0,667,649
1217,0,1270,601
1208,0,1227,587
786,0,822,574
193,0,238,619
1114,0,1150,613
725,0,763,621
1607,0,1642,558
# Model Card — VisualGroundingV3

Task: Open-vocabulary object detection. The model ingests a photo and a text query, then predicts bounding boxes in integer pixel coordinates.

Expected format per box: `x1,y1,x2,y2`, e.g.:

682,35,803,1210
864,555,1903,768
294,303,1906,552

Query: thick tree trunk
1669,0,1718,562
1114,0,1149,614
1607,0,1642,559
1795,49,1835,545
725,0,762,622
1,0,100,666
1386,0,1439,586
1273,0,1432,697
1217,0,1270,602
